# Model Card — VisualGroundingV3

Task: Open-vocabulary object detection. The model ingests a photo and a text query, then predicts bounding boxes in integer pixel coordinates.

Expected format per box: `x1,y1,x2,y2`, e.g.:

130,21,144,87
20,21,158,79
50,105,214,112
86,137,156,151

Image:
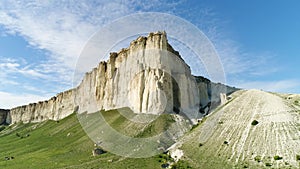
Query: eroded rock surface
6,32,237,124
0,109,9,125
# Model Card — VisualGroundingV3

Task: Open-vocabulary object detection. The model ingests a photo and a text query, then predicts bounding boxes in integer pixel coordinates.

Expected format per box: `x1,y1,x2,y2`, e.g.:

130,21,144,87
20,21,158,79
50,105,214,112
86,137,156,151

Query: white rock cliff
6,32,237,124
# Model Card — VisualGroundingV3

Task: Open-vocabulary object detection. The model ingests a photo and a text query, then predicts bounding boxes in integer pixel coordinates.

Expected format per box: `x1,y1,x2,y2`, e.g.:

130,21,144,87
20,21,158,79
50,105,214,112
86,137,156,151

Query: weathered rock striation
195,76,237,115
74,31,203,119
10,89,74,124
5,31,237,124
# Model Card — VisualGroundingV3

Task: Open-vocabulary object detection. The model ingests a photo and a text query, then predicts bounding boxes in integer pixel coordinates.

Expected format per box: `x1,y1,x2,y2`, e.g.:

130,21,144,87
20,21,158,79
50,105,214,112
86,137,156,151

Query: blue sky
0,0,299,109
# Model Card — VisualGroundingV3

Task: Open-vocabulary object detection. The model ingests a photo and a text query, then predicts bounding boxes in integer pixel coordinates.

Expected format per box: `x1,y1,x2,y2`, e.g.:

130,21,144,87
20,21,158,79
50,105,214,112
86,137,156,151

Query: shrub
191,124,199,130
254,155,261,162
265,162,272,167
273,155,283,160
199,143,203,147
296,154,300,161
251,120,259,126
161,163,170,168
158,153,172,163
242,162,249,168
0,126,5,132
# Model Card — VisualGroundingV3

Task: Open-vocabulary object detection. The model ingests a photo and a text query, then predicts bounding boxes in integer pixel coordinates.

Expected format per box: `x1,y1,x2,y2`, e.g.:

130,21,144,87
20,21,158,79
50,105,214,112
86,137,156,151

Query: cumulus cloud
0,0,183,82
0,57,47,80
0,0,183,108
0,0,181,69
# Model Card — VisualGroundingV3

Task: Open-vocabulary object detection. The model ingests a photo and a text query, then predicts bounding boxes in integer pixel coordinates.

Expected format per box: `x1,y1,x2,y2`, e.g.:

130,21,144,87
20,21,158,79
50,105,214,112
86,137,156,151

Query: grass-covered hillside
2,90,298,169
0,108,181,169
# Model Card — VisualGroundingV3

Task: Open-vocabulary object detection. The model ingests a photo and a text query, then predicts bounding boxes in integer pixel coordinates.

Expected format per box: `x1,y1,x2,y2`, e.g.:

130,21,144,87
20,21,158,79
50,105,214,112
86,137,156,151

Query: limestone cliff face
10,89,74,124
195,76,237,115
6,31,237,124
211,82,236,107
75,32,200,118
0,109,10,125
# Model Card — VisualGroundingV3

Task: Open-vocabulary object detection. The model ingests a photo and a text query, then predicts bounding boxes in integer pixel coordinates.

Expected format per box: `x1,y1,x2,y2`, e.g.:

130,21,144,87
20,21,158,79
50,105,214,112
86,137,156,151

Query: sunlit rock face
10,89,74,124
75,31,201,119
7,32,237,124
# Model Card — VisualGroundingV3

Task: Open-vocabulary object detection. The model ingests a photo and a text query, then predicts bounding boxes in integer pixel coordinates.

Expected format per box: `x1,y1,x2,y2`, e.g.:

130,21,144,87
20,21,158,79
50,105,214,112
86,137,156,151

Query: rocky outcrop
195,76,238,115
6,31,238,124
75,31,200,118
0,109,10,125
10,89,75,124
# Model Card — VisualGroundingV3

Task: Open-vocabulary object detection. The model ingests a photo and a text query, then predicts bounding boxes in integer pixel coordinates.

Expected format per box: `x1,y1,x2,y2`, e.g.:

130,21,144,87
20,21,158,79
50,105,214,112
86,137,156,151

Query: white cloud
0,91,50,109
0,0,179,69
0,0,182,79
0,0,183,108
0,78,19,86
0,57,48,80
234,79,300,94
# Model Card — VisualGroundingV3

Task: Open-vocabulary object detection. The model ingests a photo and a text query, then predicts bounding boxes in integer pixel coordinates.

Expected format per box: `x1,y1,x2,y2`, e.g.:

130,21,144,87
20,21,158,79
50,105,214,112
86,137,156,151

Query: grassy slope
4,91,297,169
100,108,176,138
0,108,176,169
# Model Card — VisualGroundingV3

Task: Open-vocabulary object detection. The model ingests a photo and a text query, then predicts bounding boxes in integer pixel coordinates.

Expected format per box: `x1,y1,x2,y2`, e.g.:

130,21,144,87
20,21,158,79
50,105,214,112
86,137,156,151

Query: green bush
191,123,199,130
296,154,300,161
0,126,5,132
254,155,261,162
273,155,283,160
251,120,259,126
158,153,172,163
242,162,249,168
265,162,272,167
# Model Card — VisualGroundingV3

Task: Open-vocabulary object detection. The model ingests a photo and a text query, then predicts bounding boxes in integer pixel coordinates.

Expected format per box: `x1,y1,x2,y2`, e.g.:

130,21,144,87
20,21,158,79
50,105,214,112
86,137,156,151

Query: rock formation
0,109,10,125
4,31,238,124
74,31,203,120
10,89,74,124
